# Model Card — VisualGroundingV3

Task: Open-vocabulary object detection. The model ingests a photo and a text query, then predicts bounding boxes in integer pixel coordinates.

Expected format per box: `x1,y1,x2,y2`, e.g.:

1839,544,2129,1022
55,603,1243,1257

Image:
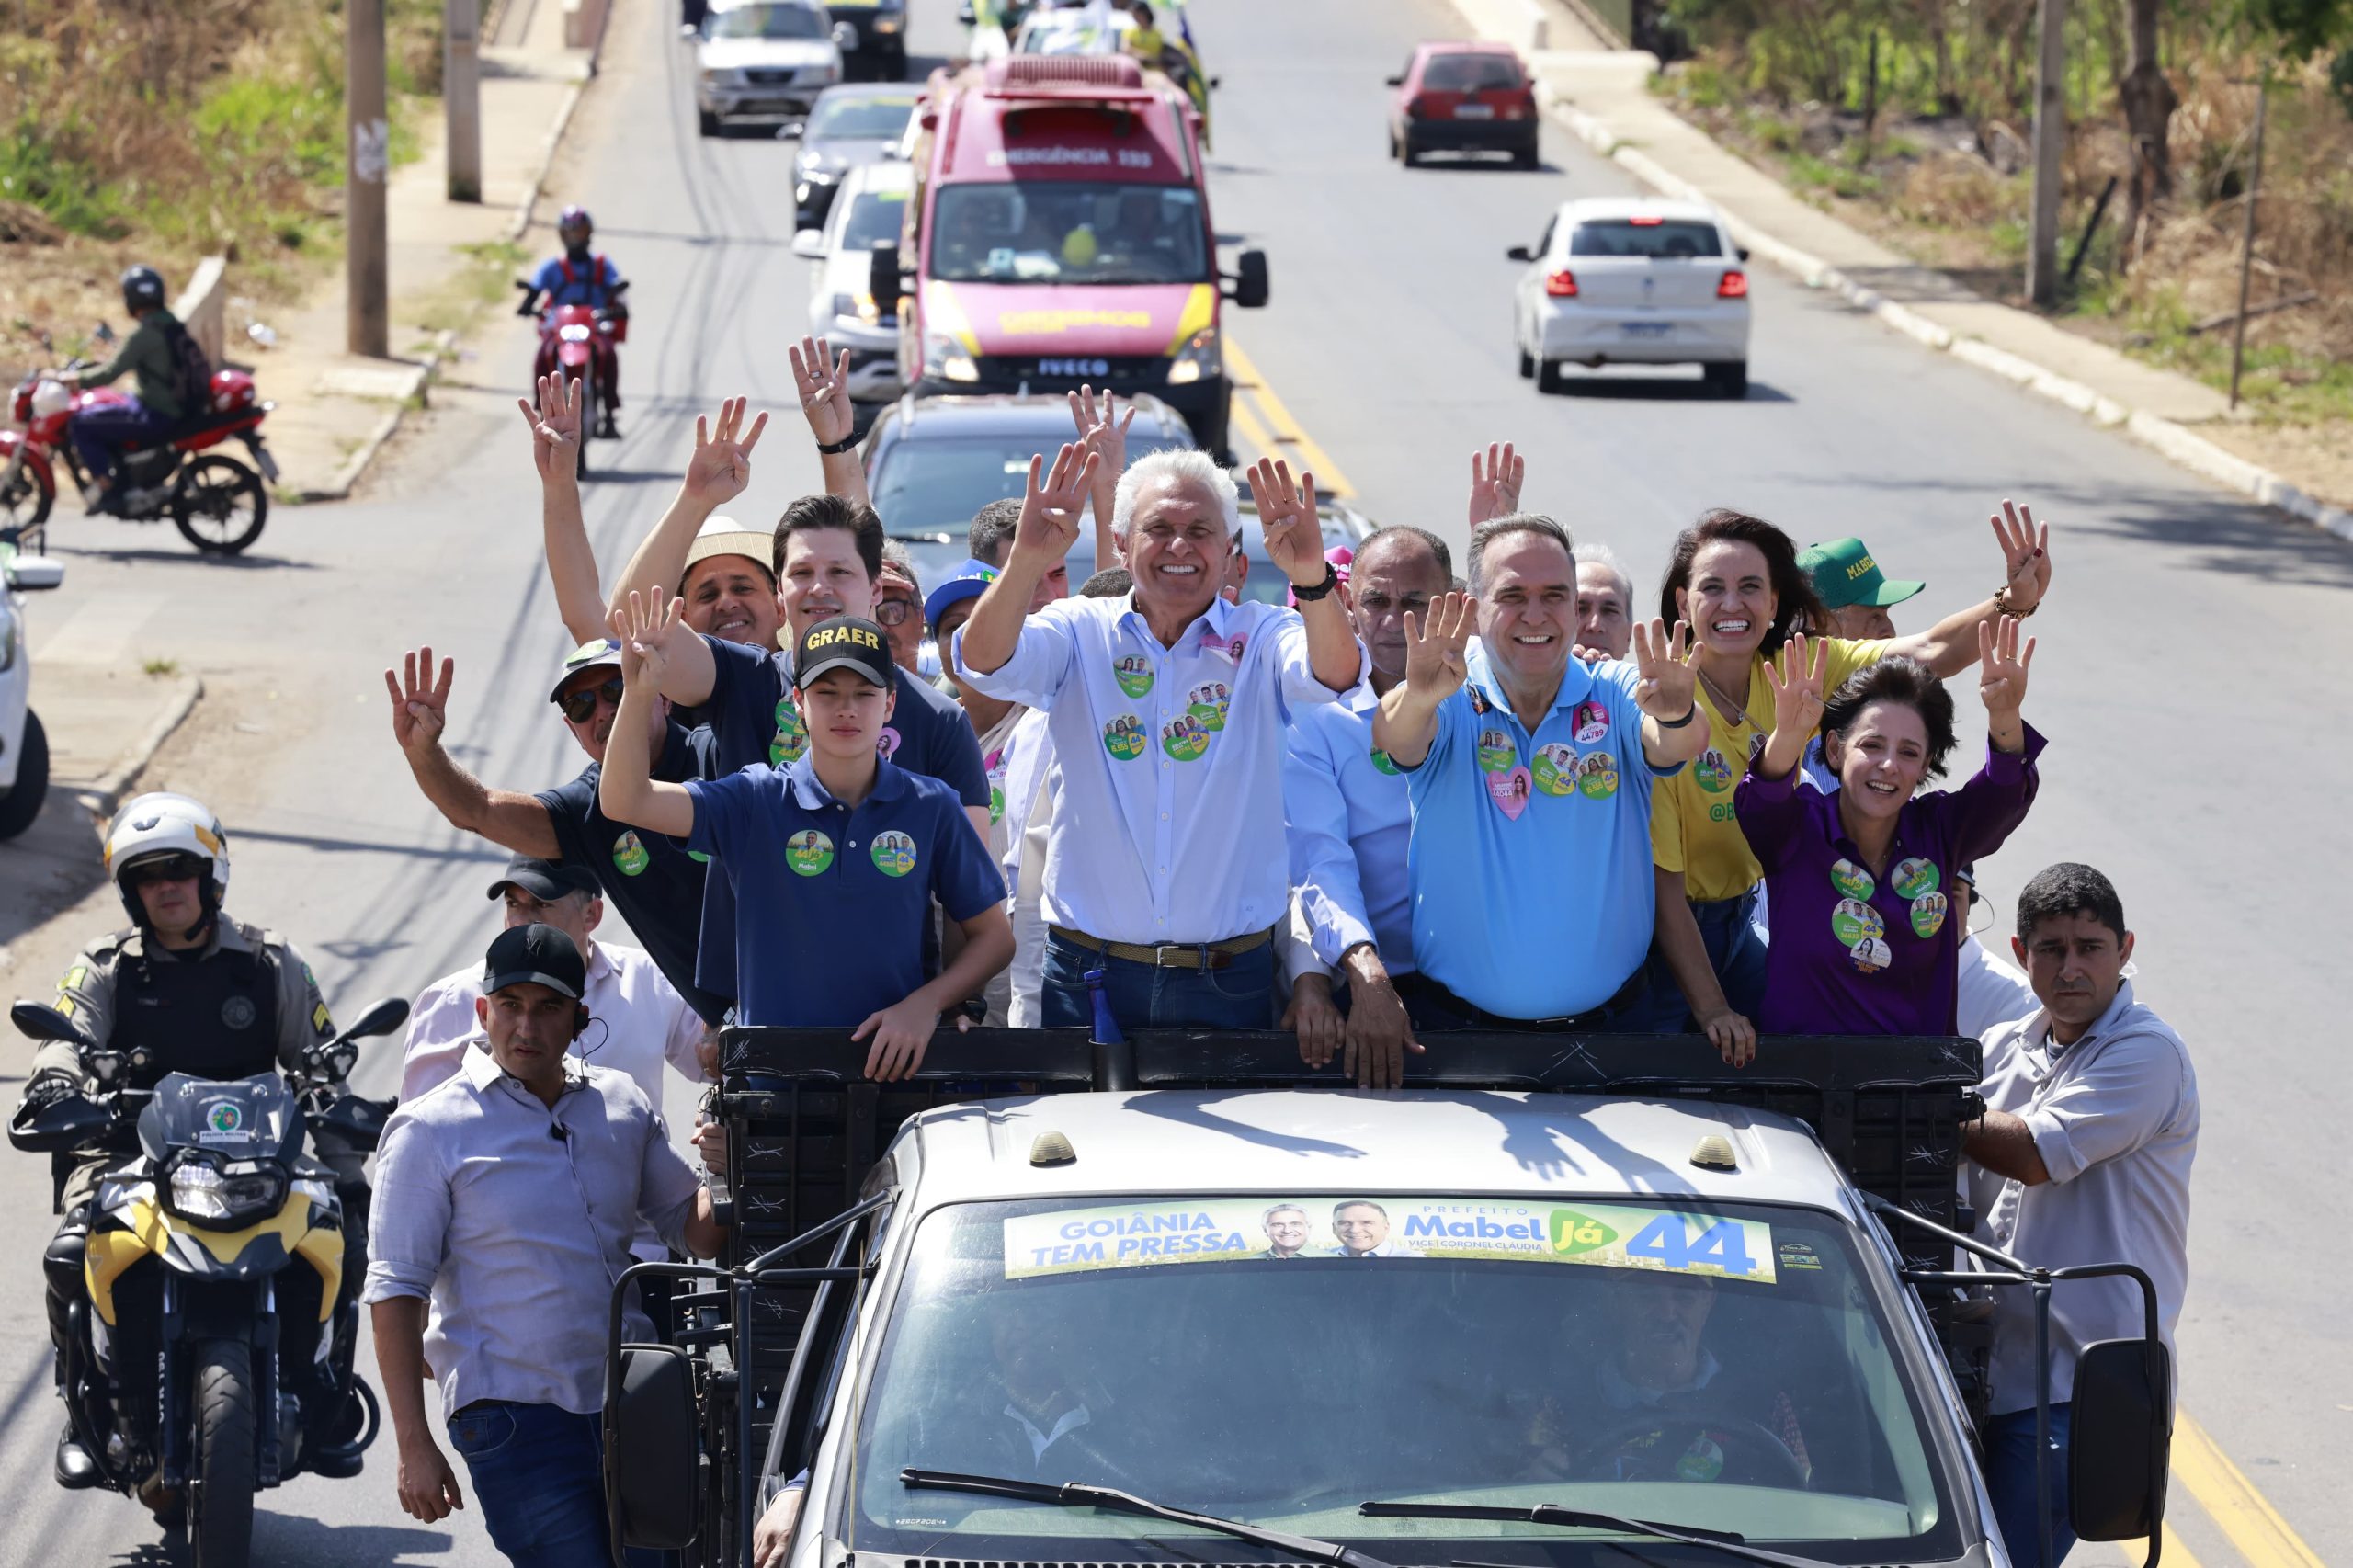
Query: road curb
72,675,203,818
1525,75,2353,545
295,328,462,503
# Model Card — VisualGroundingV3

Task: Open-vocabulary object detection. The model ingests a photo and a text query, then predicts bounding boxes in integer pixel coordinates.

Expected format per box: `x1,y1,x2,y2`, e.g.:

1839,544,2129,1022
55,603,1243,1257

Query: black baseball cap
486,854,598,903
793,615,894,692
483,923,585,1001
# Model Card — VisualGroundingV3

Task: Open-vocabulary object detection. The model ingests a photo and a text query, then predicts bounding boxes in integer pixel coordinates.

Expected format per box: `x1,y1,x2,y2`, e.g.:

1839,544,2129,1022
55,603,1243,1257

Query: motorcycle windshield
142,1072,300,1163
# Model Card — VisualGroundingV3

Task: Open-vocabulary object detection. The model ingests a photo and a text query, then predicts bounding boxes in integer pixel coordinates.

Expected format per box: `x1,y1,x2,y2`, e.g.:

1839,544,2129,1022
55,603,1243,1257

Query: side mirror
868,241,904,316
3,554,64,590
957,0,976,22
1227,247,1269,309
831,20,858,51
792,229,827,259
336,996,412,1044
2068,1338,2172,1541
93,320,116,346
777,118,807,141
1738,246,1752,261
1506,244,1534,262
11,999,84,1046
1383,74,1404,87
607,1344,699,1548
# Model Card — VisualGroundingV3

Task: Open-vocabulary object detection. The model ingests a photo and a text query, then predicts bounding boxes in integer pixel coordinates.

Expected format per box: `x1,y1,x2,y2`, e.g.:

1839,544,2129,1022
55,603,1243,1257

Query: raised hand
683,396,767,509
789,334,855,448
515,373,582,484
1244,457,1327,586
1069,383,1137,475
1466,440,1525,527
1402,590,1477,699
1977,614,2035,716
383,647,452,754
609,587,684,687
1012,442,1098,563
1629,618,1698,720
1762,631,1828,733
1990,497,2052,612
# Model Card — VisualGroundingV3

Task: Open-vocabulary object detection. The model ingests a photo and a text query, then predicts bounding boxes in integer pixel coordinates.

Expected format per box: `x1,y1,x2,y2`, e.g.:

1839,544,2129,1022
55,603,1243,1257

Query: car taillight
1506,86,1533,119
1545,269,1578,298
1718,269,1749,299
1629,215,1664,226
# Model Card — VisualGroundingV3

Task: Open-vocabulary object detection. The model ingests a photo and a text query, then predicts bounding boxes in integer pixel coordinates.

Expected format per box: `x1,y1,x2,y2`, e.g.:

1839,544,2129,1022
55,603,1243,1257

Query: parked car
0,541,64,839
793,83,923,229
1386,41,1539,167
1507,197,1753,396
796,161,915,407
695,0,843,136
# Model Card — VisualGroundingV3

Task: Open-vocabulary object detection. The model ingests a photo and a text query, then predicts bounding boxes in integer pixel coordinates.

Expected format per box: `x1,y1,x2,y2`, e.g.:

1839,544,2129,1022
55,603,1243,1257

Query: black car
817,0,909,79
792,83,923,229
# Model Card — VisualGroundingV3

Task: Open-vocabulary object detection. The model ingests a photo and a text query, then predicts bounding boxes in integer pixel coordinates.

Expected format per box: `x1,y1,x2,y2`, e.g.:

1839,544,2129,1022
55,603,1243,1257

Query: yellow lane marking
2116,1524,2205,1568
2171,1411,2328,1568
1226,336,1356,497
1228,392,1279,470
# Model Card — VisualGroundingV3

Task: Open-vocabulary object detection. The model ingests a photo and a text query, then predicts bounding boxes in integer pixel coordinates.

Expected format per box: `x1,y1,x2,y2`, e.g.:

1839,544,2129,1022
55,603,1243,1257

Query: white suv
1508,197,1752,397
0,543,64,839
696,0,844,136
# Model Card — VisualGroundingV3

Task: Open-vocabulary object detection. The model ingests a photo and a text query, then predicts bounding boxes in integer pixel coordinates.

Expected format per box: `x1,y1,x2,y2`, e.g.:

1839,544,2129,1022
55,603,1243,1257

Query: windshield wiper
903,1468,1399,1568
1359,1502,1838,1568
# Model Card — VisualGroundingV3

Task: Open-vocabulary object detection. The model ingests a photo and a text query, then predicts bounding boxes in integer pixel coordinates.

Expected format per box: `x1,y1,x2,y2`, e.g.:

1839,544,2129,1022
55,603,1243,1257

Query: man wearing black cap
396,853,707,1119
385,637,726,1025
602,597,1012,1077
365,924,723,1563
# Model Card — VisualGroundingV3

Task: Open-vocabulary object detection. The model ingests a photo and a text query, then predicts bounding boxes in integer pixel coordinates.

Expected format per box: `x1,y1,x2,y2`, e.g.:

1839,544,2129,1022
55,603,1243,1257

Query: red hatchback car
1386,42,1540,168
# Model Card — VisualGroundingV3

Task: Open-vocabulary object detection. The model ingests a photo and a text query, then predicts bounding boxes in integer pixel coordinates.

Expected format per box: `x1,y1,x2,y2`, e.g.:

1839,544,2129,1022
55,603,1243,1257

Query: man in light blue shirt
958,447,1363,1029
1284,525,1453,1085
1374,515,1708,1026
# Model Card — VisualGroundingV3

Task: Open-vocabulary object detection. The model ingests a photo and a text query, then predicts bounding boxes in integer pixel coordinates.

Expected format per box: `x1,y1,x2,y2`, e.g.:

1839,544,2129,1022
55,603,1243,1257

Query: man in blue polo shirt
600,602,1010,1078
1373,514,1707,1028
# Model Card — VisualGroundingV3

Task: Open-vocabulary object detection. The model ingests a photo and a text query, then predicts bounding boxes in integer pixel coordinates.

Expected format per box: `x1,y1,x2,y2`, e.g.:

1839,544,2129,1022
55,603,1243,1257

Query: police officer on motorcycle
517,204,628,438
29,791,365,1488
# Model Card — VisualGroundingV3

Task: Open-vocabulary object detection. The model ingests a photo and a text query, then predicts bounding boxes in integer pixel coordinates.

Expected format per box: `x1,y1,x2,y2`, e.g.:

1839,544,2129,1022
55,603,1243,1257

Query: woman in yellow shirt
1638,502,2052,1063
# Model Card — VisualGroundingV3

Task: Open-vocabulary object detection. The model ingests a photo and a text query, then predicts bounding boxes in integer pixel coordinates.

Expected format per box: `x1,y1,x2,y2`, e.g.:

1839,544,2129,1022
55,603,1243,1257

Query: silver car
695,0,843,135
795,160,914,405
1508,196,1753,397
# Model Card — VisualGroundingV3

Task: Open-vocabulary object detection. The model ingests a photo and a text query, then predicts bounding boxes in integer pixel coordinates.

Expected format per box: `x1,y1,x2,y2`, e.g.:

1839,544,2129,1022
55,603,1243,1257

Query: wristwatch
1290,562,1341,603
814,431,859,457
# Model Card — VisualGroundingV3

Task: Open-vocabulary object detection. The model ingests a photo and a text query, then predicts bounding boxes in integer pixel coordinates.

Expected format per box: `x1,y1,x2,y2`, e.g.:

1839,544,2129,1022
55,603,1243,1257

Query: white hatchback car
793,159,913,405
0,544,64,839
1507,197,1752,396
695,0,843,135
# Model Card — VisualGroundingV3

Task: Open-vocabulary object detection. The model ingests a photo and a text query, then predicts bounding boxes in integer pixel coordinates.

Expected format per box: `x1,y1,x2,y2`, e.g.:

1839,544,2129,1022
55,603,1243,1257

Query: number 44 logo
1625,1212,1760,1277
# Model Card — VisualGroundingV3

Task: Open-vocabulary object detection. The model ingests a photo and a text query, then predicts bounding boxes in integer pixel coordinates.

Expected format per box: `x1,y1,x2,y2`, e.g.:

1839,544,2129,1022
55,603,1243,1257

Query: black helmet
558,205,593,246
120,265,166,315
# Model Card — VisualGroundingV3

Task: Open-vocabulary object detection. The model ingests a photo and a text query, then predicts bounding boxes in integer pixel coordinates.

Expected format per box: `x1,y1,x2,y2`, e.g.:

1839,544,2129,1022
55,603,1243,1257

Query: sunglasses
873,599,915,628
129,855,203,888
557,676,625,725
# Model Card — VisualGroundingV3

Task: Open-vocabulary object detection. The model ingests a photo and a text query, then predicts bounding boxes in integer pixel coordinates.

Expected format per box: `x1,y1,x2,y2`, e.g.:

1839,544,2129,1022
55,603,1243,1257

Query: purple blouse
1735,725,2045,1036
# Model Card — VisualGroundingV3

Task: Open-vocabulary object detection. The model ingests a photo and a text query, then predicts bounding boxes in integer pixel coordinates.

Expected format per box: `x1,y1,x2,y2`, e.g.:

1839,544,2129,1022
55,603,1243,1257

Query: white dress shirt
1000,708,1058,1028
1955,934,2037,1042
1284,682,1414,971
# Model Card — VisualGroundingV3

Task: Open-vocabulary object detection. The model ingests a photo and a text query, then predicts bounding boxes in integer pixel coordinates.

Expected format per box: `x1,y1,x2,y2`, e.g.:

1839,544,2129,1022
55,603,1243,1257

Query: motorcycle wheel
189,1338,257,1568
0,460,52,549
172,456,268,554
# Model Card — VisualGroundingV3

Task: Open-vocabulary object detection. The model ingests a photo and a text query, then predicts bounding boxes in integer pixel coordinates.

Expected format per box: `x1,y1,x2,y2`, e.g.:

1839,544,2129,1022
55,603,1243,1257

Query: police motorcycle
8,992,408,1566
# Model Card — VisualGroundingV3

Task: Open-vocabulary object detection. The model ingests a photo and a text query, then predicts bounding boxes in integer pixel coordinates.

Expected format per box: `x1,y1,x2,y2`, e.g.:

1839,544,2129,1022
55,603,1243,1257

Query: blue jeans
1040,930,1275,1030
1984,1403,2076,1567
446,1401,665,1568
1631,888,1768,1031
68,397,173,484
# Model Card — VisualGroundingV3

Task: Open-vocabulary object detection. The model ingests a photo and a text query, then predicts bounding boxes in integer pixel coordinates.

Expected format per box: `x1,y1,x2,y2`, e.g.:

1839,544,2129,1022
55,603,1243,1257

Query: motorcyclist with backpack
55,265,210,517
517,204,629,438
28,791,369,1490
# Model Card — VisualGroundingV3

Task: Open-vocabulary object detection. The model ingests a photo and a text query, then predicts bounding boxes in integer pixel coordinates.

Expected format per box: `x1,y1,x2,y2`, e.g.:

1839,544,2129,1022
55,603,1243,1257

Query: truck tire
698,108,721,136
0,710,45,839
189,1339,257,1568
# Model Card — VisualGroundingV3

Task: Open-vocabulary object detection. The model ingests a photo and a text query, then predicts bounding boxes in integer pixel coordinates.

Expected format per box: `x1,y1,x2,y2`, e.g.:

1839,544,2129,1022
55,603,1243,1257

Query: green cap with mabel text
1799,536,1925,610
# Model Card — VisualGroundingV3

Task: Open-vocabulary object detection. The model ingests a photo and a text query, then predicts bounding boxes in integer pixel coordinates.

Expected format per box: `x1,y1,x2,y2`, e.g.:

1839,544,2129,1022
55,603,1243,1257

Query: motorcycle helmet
103,791,232,936
120,265,167,315
558,205,594,251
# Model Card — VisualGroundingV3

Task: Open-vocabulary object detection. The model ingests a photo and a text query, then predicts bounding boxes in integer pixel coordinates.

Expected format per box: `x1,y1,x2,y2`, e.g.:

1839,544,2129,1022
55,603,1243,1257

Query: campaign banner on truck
1003,1198,1776,1283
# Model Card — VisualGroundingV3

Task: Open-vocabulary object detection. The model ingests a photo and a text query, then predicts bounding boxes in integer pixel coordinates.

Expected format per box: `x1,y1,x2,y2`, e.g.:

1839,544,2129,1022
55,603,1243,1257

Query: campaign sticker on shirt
985,748,1008,824
1161,715,1211,761
785,829,835,877
770,698,809,766
1370,747,1402,776
1476,728,1516,773
1909,891,1949,938
1848,936,1894,974
612,830,651,877
1207,632,1248,665
1892,857,1940,900
1187,681,1232,733
1830,897,1883,947
870,830,919,878
1487,765,1532,820
1694,747,1733,793
1575,752,1620,800
1113,654,1154,698
1102,715,1146,761
1829,858,1876,901
876,726,902,761
1531,743,1577,797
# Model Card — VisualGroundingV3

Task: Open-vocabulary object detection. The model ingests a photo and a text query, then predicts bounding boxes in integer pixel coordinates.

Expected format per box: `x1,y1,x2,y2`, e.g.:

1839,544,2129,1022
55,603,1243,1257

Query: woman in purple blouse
1735,617,2041,1041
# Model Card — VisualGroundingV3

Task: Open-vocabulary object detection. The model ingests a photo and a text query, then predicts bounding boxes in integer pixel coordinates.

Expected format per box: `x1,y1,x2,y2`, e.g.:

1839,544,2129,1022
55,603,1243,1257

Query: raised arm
608,397,767,625
383,648,563,858
791,335,870,508
1247,458,1359,693
1070,384,1136,566
958,443,1096,676
1371,590,1475,767
1885,499,2052,677
1977,614,2034,756
1630,619,1706,767
1753,633,1828,782
1465,440,1525,528
597,592,699,839
516,374,608,645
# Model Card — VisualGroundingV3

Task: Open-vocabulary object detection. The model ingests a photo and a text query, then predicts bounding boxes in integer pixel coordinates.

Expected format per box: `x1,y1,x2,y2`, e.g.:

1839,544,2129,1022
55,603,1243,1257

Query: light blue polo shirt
1400,645,1679,1018
1285,684,1415,972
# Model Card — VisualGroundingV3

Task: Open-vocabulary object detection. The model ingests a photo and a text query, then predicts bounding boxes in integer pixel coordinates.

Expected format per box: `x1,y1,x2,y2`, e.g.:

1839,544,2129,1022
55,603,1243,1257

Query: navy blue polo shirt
695,636,989,1000
535,720,729,1026
683,756,1006,1027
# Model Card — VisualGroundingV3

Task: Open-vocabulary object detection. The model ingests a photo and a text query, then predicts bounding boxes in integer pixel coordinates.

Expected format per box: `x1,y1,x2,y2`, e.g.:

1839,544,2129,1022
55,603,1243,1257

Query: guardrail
173,256,229,370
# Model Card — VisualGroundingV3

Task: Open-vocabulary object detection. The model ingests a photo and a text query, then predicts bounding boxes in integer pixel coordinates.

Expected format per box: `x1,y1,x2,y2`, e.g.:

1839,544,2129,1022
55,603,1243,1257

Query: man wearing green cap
1798,536,1926,642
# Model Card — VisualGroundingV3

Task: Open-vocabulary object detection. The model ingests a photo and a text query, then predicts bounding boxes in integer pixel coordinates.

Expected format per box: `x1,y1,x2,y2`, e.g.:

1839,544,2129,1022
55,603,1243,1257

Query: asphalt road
0,0,2343,1561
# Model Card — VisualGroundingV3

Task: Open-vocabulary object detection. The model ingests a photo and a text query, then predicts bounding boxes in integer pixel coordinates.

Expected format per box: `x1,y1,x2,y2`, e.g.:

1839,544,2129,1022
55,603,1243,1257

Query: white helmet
104,792,232,928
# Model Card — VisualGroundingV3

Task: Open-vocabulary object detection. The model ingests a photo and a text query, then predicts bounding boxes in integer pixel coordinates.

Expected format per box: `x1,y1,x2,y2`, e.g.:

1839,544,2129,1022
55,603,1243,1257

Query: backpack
160,318,215,419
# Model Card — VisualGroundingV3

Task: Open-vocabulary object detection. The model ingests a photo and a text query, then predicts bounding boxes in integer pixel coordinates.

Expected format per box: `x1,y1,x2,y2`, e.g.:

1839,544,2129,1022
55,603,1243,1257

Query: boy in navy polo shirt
601,597,1011,1078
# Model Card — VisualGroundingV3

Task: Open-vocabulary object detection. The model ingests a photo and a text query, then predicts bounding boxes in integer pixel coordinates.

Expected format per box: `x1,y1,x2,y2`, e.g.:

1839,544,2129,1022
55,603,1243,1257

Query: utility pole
347,0,390,356
2228,69,2270,411
2025,0,2069,307
448,0,483,202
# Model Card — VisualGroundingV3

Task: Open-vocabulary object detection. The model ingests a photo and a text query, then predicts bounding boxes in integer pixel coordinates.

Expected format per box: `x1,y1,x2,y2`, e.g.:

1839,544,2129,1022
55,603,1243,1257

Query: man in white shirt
1953,862,2035,1040
1965,863,2198,1568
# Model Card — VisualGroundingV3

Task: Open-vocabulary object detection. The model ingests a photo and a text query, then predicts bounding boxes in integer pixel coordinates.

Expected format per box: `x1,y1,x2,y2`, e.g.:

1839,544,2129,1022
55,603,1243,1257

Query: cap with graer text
1799,537,1924,610
483,923,585,1001
793,616,894,691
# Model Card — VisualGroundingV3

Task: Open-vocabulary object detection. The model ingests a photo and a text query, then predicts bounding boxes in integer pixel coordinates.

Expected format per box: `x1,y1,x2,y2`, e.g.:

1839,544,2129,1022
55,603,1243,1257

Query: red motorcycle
0,364,277,555
517,278,628,481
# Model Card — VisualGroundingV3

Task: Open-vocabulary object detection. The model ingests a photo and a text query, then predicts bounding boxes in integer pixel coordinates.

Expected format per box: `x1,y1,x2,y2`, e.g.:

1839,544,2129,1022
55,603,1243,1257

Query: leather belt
1050,925,1273,971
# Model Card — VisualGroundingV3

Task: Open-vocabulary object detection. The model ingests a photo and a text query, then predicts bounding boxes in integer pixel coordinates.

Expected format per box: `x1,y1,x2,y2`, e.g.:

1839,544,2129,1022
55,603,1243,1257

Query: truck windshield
846,1196,1957,1565
929,184,1208,285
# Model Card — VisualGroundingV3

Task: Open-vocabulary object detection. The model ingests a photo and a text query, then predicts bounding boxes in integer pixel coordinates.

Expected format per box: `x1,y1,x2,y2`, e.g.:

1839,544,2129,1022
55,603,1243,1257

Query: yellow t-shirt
1651,637,1892,901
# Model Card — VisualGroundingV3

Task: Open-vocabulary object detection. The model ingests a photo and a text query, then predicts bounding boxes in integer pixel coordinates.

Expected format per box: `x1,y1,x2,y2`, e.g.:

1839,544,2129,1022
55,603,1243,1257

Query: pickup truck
604,1030,2172,1568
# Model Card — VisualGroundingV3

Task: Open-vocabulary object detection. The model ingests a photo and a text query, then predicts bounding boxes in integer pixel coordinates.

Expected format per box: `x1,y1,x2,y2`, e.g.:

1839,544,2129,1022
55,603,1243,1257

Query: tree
2116,0,2177,269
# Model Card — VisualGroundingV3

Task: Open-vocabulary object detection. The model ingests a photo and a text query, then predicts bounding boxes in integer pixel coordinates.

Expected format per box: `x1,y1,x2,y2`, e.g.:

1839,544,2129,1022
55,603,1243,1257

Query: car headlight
1166,324,1220,386
699,67,733,85
167,1156,289,1227
873,12,902,30
925,330,978,382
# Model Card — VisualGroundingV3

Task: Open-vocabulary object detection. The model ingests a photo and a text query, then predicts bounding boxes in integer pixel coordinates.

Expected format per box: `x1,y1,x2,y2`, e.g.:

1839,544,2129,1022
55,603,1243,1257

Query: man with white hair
1574,542,1637,663
956,446,1363,1029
